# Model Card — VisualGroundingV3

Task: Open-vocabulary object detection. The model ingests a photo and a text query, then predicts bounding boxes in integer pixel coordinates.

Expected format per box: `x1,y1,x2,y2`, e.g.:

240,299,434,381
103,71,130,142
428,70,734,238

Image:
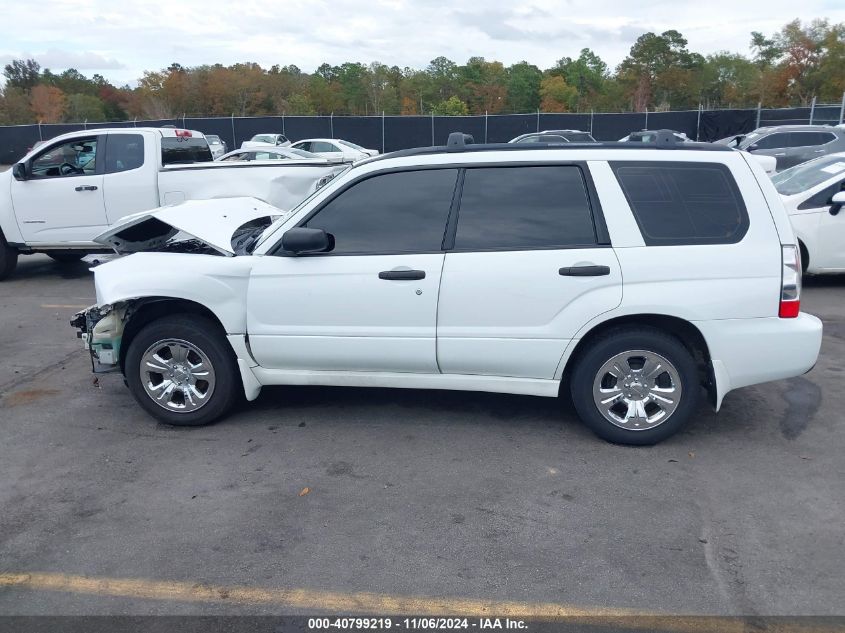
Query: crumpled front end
71,302,131,373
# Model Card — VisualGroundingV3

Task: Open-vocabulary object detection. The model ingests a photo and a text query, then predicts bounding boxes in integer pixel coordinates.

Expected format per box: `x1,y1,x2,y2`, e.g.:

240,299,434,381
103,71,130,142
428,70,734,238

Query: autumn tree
29,85,65,122
540,76,578,112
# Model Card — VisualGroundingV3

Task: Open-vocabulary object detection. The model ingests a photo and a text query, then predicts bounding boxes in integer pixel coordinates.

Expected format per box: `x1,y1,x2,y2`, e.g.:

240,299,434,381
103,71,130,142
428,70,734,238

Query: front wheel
0,233,18,281
570,327,700,445
124,315,241,426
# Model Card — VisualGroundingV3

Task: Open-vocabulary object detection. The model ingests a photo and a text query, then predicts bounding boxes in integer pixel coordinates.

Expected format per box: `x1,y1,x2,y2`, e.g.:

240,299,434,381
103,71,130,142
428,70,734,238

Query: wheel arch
118,297,230,372
558,313,714,404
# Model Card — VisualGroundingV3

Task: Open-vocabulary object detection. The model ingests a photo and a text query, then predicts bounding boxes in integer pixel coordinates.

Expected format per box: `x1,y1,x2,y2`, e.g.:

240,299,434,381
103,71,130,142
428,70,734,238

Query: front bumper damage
70,303,130,374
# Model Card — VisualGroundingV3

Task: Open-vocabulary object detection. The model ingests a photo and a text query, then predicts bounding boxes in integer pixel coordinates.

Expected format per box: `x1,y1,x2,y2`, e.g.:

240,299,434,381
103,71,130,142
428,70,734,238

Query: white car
240,134,291,150
217,147,325,162
0,128,347,279
71,135,821,446
290,138,379,162
773,153,845,274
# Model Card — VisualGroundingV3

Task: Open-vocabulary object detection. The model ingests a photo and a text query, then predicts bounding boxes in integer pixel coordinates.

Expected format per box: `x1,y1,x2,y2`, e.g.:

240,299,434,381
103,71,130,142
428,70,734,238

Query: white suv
72,132,823,445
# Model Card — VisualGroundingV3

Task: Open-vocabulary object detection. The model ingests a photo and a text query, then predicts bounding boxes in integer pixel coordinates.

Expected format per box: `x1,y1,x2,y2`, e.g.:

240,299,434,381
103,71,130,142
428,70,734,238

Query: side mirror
281,227,332,254
830,191,845,216
11,163,27,181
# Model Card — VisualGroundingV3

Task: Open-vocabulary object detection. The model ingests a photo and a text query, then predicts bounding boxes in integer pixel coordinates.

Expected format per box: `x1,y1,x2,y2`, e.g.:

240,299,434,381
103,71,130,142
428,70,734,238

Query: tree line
1,18,843,125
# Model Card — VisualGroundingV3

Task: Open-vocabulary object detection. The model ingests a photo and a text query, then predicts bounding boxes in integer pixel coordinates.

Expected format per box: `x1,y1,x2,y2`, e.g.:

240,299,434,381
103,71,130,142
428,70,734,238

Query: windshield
737,131,762,149
338,139,366,151
772,155,845,195
562,132,595,142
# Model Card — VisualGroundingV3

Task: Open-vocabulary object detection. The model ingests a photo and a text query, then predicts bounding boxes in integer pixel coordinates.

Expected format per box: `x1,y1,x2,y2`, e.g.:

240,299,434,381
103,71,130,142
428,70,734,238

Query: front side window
302,169,458,254
105,134,144,173
753,133,790,150
454,166,597,250
31,137,98,178
798,179,845,210
611,161,748,245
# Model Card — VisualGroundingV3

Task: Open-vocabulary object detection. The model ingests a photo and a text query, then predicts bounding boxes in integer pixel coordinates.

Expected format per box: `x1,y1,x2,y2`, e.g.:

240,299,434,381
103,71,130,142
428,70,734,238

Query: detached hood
95,197,282,255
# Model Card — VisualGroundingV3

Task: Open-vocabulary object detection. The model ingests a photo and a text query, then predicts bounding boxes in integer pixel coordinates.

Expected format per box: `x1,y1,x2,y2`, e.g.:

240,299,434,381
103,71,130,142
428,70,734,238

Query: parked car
772,153,845,274
620,130,689,143
205,134,228,159
70,134,821,446
290,138,379,161
217,147,324,162
0,128,348,280
240,134,291,150
510,130,596,143
734,125,845,171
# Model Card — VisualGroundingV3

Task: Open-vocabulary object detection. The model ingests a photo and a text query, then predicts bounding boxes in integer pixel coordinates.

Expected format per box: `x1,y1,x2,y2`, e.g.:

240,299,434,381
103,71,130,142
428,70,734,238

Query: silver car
730,125,845,171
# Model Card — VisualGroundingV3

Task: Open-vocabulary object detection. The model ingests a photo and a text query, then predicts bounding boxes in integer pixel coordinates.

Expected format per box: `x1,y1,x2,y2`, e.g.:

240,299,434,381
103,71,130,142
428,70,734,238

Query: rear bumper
695,314,823,410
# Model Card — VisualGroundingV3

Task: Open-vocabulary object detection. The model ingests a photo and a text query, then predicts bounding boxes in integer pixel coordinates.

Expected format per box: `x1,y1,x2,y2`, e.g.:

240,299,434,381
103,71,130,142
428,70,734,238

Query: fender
0,169,24,244
91,252,257,333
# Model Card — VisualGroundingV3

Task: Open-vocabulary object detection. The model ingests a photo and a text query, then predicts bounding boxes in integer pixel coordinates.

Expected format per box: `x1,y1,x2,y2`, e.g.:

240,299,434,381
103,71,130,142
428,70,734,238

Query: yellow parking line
0,572,839,633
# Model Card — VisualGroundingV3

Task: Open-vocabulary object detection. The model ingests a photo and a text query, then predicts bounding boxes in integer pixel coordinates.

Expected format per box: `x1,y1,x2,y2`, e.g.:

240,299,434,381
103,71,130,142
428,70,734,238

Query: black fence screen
2,106,843,164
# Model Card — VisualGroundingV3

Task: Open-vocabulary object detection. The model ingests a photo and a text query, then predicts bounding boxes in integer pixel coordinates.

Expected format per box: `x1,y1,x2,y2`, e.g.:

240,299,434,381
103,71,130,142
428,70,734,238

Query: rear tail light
779,244,801,318
174,129,192,138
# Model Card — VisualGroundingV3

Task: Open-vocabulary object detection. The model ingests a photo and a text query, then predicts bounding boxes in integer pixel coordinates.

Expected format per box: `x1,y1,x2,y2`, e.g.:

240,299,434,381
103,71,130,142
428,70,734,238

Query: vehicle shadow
9,255,94,281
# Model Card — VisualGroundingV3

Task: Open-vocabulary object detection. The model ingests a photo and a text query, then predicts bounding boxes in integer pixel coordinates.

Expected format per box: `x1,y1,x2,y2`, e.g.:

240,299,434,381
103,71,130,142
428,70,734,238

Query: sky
1,0,844,86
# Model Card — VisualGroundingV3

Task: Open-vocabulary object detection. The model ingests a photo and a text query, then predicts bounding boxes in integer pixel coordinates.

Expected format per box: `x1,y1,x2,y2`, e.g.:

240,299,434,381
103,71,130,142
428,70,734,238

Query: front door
813,177,845,270
11,135,106,244
246,168,459,373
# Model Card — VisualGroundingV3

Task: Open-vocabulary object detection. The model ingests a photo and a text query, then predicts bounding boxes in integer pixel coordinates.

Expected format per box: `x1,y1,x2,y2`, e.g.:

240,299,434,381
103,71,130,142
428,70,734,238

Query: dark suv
509,129,596,144
725,125,845,171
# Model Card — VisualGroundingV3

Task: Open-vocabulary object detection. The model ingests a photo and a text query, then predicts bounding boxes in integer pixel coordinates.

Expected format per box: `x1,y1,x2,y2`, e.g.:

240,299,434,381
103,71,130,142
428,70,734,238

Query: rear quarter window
161,137,213,165
610,161,749,246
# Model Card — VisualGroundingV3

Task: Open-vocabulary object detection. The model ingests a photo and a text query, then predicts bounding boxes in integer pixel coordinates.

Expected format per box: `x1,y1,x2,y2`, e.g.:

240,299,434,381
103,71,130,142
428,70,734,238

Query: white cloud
0,0,842,86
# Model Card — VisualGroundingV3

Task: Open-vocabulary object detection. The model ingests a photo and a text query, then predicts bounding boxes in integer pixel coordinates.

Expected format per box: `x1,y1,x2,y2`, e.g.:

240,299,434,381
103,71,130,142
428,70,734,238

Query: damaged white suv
72,132,823,445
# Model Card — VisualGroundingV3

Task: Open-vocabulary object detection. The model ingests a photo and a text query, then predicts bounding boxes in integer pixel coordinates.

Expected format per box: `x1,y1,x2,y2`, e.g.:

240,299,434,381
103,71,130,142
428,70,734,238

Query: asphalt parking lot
0,254,843,617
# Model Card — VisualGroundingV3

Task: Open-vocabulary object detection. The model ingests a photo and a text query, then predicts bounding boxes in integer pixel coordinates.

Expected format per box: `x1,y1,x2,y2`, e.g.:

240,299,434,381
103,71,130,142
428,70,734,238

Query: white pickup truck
0,127,346,279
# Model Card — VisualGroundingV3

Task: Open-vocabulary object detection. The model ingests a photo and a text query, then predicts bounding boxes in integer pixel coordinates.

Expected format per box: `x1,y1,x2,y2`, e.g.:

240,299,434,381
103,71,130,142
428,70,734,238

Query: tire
48,252,86,264
0,231,18,281
124,314,241,426
569,327,700,446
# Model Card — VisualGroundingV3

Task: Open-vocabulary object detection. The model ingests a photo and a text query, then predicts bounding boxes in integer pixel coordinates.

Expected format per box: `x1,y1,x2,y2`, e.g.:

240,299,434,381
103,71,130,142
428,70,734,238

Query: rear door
102,132,159,225
788,131,837,169
10,134,107,244
436,164,622,379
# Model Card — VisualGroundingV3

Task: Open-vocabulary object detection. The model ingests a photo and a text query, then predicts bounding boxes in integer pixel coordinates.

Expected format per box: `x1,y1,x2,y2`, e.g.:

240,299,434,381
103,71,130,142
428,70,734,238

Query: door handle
559,265,610,276
75,185,98,191
378,269,425,280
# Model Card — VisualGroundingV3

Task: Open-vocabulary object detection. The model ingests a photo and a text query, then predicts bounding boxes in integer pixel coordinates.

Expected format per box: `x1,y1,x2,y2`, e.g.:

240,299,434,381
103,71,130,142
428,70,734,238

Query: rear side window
161,137,213,165
790,132,836,147
105,134,144,173
611,161,749,245
454,166,597,250
303,169,458,254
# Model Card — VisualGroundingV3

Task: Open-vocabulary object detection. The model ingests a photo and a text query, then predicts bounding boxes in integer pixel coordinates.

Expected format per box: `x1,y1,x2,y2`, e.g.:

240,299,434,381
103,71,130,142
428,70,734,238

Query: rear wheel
48,252,86,264
124,315,240,426
0,233,18,281
570,327,700,445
